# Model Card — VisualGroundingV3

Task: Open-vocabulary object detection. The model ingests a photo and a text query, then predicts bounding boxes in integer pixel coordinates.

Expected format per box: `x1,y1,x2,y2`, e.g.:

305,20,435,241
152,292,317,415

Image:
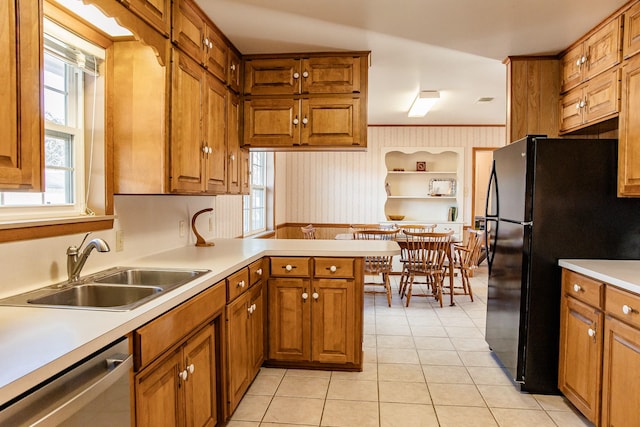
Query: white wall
275,126,506,226
0,195,243,298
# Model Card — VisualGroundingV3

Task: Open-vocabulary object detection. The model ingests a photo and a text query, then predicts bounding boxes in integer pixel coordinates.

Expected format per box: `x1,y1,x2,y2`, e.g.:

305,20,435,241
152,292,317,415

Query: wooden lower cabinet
601,316,640,427
268,270,361,367
135,323,217,427
558,295,603,423
226,283,264,414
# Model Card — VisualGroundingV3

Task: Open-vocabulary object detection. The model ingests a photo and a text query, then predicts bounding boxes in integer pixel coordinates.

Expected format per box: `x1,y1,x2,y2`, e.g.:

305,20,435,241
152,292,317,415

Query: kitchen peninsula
0,238,399,424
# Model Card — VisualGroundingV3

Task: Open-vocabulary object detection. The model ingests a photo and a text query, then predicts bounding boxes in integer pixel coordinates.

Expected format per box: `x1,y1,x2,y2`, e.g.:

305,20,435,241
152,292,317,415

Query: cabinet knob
188,363,195,374
573,284,582,293
581,55,587,64
230,63,236,71
623,304,634,315
575,102,581,110
302,71,309,78
230,153,236,161
312,292,319,300
576,58,581,67
248,304,254,314
329,265,337,272
285,264,293,271
293,72,300,79
237,280,245,288
293,117,299,126
252,303,257,311
179,370,188,381
588,328,596,338
256,268,263,276
302,117,308,125
302,292,308,300
203,37,209,47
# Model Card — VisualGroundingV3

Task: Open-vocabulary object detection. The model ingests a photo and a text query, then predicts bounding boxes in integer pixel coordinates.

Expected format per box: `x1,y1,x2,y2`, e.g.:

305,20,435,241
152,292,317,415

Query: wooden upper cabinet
228,48,242,93
301,56,361,94
0,0,43,191
204,72,228,193
560,16,622,93
618,54,640,196
172,0,228,83
624,1,640,59
302,97,362,147
227,93,242,194
244,58,301,95
244,98,300,147
121,0,171,36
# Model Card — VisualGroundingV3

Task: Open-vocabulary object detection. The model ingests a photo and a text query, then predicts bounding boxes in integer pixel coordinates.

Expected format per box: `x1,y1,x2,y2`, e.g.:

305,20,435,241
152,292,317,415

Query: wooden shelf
386,171,456,175
387,195,456,200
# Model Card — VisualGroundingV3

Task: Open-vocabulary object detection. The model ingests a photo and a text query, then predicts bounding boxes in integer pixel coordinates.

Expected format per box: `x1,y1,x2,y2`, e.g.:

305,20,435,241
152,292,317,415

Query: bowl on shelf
387,215,405,221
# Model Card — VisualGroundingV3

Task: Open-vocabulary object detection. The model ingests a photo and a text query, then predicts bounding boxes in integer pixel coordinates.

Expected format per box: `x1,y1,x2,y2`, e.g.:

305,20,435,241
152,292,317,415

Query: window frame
243,152,269,237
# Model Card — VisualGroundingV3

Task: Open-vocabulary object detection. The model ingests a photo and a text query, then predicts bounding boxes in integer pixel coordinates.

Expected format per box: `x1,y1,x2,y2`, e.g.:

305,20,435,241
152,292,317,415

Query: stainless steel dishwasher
0,337,132,426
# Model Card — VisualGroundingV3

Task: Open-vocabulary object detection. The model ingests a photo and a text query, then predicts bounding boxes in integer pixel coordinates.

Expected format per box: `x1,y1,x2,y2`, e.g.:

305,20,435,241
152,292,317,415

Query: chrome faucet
67,233,110,283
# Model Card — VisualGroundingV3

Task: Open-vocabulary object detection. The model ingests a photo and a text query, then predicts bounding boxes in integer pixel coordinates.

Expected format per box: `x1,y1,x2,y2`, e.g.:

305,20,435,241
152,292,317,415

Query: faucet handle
67,232,91,255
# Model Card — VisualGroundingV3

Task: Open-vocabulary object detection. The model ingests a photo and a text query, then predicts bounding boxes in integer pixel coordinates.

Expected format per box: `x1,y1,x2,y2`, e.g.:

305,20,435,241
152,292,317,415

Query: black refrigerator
484,135,640,394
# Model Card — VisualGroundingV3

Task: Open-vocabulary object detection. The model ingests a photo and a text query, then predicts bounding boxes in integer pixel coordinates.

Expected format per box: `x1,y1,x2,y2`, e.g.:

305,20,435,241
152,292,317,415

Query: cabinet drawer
562,269,604,308
227,268,250,302
135,280,225,369
605,285,640,328
314,258,355,278
249,259,265,286
270,257,311,277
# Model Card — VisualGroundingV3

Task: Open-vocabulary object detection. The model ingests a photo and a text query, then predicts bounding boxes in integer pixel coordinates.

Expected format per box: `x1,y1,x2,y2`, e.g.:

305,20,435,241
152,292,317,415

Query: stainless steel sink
0,267,210,311
93,268,206,288
28,284,163,308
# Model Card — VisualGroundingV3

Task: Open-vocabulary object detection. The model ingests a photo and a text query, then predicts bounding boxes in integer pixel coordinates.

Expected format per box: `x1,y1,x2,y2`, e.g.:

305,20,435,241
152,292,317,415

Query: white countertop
559,259,640,294
0,238,399,406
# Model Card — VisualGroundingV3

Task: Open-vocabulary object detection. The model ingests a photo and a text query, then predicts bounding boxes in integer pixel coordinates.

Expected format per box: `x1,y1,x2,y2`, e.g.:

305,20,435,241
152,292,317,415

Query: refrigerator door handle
485,218,498,273
485,160,499,219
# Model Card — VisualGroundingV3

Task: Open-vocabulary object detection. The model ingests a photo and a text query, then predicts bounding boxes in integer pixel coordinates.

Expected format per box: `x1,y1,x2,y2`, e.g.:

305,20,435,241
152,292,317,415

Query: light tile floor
228,267,594,427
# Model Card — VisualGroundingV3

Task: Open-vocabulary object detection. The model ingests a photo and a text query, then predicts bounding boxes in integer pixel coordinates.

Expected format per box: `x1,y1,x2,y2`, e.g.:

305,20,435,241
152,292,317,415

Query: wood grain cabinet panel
618,53,640,196
601,316,640,427
624,1,640,59
561,44,585,93
0,0,42,191
122,0,171,36
301,56,362,94
244,58,300,95
268,277,311,361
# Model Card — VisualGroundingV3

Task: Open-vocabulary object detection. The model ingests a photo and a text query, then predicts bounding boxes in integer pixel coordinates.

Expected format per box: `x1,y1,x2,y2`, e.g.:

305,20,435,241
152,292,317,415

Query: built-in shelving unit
381,147,464,236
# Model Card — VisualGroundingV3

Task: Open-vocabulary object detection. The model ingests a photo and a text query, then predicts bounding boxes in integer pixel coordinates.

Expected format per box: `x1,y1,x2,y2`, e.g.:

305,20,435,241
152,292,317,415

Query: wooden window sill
0,215,115,243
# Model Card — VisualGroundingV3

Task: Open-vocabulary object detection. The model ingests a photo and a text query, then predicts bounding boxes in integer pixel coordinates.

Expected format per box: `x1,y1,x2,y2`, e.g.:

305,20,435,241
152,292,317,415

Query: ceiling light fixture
408,91,440,117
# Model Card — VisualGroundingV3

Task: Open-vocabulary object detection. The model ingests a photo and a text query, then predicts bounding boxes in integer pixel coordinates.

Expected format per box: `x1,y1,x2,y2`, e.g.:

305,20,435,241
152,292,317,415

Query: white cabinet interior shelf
381,147,464,233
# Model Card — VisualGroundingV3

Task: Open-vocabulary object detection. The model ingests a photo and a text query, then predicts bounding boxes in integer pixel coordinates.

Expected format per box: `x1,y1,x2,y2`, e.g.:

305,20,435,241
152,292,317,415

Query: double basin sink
0,267,210,311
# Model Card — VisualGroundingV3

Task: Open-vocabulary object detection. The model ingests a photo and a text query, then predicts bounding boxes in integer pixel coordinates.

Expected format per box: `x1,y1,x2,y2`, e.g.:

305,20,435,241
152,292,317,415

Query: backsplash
0,194,243,298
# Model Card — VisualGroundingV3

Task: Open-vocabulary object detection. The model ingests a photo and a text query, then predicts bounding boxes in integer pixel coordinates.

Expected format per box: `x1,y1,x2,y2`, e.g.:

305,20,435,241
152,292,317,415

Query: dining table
335,230,460,306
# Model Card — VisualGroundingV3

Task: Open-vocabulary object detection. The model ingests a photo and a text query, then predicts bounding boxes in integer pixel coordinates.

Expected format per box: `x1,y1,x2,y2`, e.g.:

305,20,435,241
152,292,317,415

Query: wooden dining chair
395,224,436,296
400,230,453,307
301,224,317,239
353,228,398,307
448,229,483,301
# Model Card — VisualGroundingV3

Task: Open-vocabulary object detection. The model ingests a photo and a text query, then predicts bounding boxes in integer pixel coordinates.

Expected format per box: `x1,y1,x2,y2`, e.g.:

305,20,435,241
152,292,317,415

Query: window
0,21,103,219
243,152,267,236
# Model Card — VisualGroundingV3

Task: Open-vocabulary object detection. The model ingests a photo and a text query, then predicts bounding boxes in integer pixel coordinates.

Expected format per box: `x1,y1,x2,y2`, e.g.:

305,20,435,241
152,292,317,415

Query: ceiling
194,0,628,125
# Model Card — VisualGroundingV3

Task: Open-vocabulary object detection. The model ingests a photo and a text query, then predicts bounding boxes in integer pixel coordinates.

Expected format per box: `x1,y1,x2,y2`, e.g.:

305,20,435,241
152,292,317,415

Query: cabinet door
584,17,622,81
301,56,361,94
0,0,42,191
135,349,183,427
243,98,300,147
249,283,265,375
183,324,217,427
559,86,584,132
240,148,250,195
558,296,602,424
602,316,640,427
618,54,640,196
624,1,640,59
561,44,585,93
301,97,362,147
227,92,241,194
244,58,301,95
228,49,242,93
268,278,311,361
226,292,250,412
204,72,227,194
311,278,356,364
123,0,171,35
583,68,620,124
203,26,227,83
170,50,205,193
172,0,205,64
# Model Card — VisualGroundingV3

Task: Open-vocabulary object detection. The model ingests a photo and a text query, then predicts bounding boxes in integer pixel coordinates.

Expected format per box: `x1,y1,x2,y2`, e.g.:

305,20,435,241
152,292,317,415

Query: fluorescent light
408,91,440,117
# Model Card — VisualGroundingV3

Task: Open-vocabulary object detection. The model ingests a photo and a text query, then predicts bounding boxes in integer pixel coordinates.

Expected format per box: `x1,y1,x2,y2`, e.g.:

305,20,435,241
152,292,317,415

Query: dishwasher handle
32,352,133,427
